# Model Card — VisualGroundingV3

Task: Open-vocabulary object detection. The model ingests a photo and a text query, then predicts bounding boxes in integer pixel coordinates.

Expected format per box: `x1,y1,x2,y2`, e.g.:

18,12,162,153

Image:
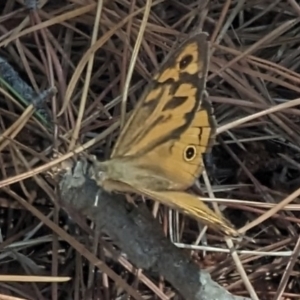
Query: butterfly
89,31,240,238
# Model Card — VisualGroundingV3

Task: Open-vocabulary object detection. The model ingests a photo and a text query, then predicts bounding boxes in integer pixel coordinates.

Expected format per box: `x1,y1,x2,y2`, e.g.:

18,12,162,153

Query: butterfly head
88,155,109,186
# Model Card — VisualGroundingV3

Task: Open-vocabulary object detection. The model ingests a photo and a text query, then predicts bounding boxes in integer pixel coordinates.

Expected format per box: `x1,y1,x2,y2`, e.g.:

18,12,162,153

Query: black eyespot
179,54,193,70
184,146,197,161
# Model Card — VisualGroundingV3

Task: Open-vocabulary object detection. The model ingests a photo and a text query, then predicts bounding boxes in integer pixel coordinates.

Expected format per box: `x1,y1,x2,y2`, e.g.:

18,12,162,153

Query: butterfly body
90,32,240,237
95,158,174,191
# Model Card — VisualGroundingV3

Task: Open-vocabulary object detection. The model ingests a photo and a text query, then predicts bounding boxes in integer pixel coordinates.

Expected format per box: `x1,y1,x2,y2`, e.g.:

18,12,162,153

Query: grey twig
58,160,251,300
24,0,38,10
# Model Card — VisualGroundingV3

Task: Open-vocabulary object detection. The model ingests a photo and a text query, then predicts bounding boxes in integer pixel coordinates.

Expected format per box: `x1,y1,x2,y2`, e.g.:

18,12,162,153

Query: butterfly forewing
111,33,209,159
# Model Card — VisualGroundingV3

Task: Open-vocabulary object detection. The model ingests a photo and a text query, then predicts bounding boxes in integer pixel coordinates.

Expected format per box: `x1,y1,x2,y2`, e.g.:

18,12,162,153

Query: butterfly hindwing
137,188,239,237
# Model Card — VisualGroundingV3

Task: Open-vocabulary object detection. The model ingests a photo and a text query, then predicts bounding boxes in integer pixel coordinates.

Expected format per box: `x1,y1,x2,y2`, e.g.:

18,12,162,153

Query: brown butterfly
89,32,240,238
